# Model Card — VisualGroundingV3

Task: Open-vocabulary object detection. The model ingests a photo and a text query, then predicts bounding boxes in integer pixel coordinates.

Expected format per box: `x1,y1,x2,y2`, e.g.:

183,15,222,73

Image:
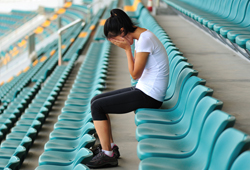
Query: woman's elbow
131,73,141,80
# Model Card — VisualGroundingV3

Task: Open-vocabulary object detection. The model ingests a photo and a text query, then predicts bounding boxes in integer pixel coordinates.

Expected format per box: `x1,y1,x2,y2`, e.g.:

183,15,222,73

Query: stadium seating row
36,40,111,170
162,0,250,59
63,7,105,61
0,56,77,169
0,1,109,169
0,10,37,38
0,22,82,105
33,4,115,169
123,2,250,169
0,1,99,103
0,2,89,67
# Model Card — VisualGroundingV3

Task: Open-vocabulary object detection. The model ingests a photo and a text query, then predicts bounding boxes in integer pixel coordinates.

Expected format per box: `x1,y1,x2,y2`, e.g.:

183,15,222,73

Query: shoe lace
92,151,105,161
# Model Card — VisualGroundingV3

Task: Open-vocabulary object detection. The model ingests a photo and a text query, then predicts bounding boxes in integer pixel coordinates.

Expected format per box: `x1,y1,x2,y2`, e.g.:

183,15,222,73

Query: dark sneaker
90,144,102,156
86,151,118,168
90,144,120,159
112,145,120,159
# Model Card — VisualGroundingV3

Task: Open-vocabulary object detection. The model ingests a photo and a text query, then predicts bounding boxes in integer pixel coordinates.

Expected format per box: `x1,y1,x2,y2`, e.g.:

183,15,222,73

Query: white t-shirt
135,30,169,102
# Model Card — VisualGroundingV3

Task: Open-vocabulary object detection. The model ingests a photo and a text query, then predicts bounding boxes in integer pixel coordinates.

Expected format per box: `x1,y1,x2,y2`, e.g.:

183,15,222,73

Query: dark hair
104,8,137,39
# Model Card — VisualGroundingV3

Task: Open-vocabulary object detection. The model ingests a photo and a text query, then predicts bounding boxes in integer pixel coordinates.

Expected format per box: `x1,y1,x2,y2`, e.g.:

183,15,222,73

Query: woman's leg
93,120,112,151
91,87,133,104
106,114,114,143
91,87,132,148
88,88,162,168
91,87,162,150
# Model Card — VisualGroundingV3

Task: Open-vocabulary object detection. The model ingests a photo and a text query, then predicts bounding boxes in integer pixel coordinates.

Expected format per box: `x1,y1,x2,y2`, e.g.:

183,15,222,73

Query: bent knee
91,100,107,120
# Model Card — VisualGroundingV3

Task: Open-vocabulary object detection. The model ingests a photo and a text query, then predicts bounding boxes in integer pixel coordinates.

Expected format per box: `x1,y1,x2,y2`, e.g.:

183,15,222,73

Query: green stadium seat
139,127,250,170
230,151,250,170
137,110,235,160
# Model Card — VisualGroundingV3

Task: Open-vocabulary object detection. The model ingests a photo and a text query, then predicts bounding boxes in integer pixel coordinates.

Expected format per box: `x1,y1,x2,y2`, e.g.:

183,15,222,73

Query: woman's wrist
125,47,132,53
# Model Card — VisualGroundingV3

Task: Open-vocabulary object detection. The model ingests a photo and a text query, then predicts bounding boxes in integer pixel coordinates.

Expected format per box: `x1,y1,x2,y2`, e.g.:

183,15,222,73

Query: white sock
102,149,113,157
111,143,115,148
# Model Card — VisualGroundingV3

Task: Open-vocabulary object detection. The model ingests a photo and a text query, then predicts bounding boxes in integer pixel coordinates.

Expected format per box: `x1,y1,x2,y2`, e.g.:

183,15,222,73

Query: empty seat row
0,55,77,169
36,40,111,170
63,8,105,62
163,0,250,59
0,2,88,67
125,3,250,169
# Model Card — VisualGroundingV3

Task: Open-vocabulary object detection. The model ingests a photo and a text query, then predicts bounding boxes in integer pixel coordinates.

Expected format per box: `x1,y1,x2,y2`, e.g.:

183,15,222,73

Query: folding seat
24,107,48,116
137,110,235,160
0,146,26,161
67,90,101,101
136,95,222,142
0,156,20,170
165,66,197,108
54,113,92,130
0,112,18,122
201,0,234,27
49,122,95,140
139,127,250,170
6,127,37,141
212,0,249,34
58,112,90,122
73,164,90,170
20,113,45,123
230,151,250,170
135,77,208,126
61,105,89,115
45,134,95,152
1,136,32,151
36,148,92,170
219,2,250,38
166,46,180,55
167,50,183,64
0,119,12,130
16,119,42,131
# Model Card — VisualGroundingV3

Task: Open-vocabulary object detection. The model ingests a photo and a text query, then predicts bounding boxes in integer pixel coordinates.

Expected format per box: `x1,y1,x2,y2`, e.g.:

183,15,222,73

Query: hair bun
110,11,117,17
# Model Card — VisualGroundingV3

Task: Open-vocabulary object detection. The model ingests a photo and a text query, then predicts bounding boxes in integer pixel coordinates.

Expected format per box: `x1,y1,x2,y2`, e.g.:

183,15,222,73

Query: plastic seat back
230,0,250,24
5,156,20,170
230,151,250,170
174,85,213,133
208,128,250,170
74,163,90,170
78,134,96,149
164,67,198,108
180,96,223,147
72,148,93,166
166,62,194,100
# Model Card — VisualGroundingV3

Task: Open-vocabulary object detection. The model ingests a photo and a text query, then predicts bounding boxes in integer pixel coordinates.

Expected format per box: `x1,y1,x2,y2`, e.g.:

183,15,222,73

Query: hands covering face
109,36,131,51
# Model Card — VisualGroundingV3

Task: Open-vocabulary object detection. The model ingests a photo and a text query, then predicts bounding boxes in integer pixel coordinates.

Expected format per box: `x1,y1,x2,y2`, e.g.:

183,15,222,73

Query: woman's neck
130,27,147,40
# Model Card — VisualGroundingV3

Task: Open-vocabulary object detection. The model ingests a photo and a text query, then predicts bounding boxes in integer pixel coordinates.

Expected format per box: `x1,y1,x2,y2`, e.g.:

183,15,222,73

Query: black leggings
91,87,162,120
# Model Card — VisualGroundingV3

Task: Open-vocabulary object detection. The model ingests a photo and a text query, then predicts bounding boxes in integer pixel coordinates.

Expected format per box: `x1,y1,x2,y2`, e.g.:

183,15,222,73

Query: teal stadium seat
137,110,235,160
230,151,250,170
44,134,95,152
163,0,250,58
37,148,92,169
135,78,209,126
136,96,222,142
139,127,250,170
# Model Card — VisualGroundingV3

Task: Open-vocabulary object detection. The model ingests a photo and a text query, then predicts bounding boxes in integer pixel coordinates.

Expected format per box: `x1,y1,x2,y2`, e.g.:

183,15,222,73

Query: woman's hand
109,37,131,51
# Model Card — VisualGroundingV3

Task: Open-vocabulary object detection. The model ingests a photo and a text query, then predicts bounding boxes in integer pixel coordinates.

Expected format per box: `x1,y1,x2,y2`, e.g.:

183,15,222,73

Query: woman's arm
109,37,149,80
125,49,149,80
